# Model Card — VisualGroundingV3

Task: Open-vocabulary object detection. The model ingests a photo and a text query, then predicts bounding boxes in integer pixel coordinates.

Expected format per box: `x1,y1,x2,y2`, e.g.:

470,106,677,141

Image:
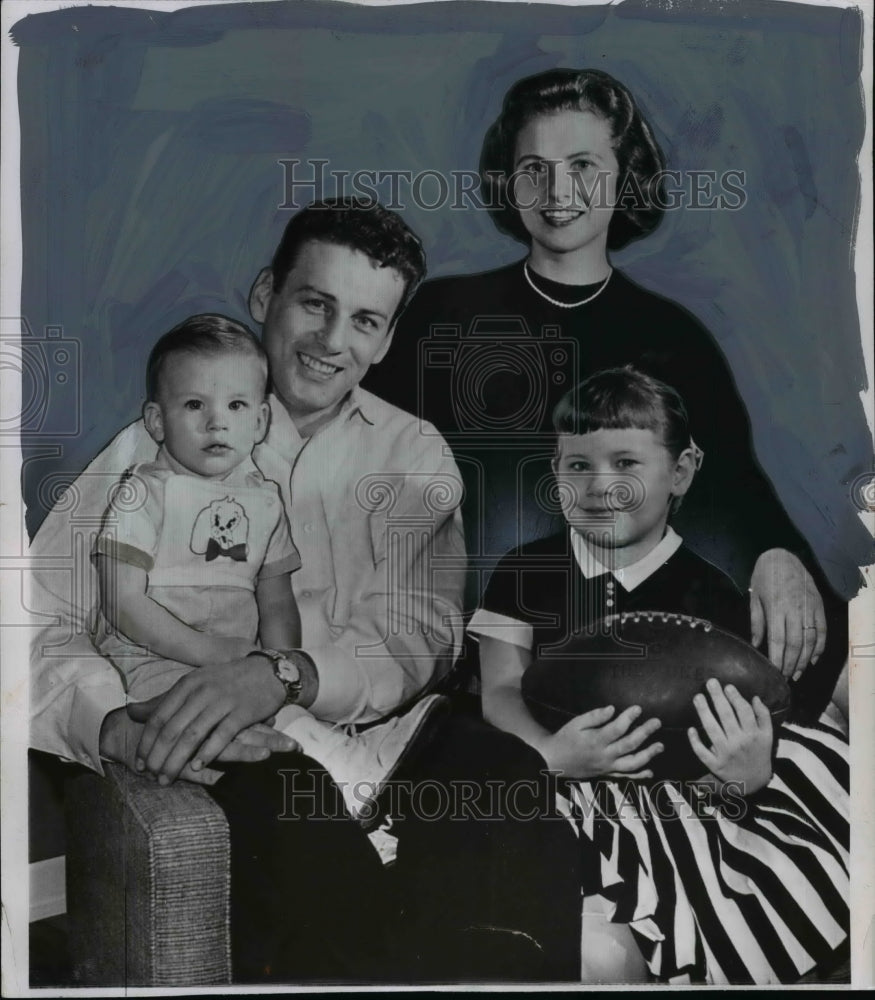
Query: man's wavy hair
480,69,666,251
269,197,427,325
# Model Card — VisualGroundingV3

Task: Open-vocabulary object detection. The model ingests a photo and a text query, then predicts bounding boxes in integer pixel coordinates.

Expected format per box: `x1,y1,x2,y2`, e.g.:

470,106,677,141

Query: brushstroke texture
12,0,872,597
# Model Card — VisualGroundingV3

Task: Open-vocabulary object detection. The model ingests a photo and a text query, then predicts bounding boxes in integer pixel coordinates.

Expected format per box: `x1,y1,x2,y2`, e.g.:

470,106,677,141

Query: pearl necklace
523,260,613,309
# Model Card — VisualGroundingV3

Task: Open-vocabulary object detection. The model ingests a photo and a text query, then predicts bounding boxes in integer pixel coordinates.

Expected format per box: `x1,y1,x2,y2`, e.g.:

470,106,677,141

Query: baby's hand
688,679,773,794
541,705,663,780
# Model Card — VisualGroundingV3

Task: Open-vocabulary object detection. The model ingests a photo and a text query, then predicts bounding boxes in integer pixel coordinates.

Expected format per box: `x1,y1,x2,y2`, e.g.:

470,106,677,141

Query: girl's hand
540,705,663,780
688,679,773,794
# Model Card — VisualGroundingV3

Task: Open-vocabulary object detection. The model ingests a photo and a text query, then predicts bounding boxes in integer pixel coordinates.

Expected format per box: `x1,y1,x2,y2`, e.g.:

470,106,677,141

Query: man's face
250,240,405,434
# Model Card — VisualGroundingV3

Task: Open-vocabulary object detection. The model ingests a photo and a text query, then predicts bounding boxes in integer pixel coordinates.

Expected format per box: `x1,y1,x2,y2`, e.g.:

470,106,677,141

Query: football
521,611,792,780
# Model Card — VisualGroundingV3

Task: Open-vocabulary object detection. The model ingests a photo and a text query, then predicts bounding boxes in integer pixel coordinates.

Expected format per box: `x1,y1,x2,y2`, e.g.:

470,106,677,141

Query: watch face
276,655,300,684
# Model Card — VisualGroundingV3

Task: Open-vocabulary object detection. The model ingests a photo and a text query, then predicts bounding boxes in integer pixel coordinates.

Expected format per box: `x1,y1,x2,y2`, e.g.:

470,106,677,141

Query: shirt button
606,599,615,608
301,590,312,599
303,523,314,533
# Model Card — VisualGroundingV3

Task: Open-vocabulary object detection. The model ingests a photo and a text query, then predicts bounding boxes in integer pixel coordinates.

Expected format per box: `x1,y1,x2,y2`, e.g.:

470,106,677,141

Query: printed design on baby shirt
190,496,250,562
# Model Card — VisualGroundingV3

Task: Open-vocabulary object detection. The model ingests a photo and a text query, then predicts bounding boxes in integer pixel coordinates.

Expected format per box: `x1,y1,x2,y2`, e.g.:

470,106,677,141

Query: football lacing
603,611,713,632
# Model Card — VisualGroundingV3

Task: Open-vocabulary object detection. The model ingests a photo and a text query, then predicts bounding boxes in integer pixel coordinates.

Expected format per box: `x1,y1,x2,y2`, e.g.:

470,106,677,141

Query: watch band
247,648,304,706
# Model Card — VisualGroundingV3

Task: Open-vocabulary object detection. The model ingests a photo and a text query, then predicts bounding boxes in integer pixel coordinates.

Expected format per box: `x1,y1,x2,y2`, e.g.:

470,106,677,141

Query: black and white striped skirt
567,721,849,984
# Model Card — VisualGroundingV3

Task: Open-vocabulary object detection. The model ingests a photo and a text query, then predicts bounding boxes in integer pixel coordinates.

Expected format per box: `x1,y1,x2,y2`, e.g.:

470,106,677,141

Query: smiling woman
366,66,848,720
511,109,618,274
481,69,665,279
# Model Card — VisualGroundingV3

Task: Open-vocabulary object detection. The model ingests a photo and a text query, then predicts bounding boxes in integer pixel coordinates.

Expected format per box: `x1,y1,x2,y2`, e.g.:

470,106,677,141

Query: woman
365,68,845,719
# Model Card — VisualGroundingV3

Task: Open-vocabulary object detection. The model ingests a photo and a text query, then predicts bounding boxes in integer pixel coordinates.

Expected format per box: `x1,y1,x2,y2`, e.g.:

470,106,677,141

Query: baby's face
553,427,686,565
144,352,269,478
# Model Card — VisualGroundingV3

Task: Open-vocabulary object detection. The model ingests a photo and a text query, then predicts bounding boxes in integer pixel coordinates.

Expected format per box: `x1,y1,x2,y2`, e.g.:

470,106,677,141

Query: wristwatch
247,648,303,705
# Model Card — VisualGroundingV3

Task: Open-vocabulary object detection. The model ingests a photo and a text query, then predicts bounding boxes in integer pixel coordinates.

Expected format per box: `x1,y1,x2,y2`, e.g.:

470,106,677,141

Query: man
30,200,583,982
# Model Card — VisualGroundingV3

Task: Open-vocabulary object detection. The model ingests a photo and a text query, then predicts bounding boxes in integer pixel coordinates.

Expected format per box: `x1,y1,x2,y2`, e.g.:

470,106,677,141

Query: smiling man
30,199,582,983
253,238,405,436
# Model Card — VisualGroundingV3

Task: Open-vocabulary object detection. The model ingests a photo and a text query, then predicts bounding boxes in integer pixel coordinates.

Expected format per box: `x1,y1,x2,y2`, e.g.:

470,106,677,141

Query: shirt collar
569,525,683,592
263,388,373,459
154,446,263,487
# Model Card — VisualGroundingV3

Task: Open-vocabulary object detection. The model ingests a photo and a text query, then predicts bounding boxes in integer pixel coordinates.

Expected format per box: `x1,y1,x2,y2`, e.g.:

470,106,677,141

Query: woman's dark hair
553,366,692,459
480,69,666,251
269,197,427,324
146,314,268,401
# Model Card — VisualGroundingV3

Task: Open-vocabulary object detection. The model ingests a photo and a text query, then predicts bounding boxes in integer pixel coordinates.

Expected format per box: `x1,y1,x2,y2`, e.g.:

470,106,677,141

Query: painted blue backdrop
12,0,873,597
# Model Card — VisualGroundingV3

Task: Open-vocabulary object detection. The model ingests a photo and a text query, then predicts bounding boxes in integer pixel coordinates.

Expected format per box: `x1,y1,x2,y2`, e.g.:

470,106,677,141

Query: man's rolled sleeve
68,679,128,774
307,646,372,721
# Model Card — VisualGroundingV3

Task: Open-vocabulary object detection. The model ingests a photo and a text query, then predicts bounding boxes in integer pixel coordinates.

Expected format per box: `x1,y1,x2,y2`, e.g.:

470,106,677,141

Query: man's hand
127,657,290,784
750,548,826,679
539,705,663,780
688,680,773,795
103,707,299,785
102,707,224,784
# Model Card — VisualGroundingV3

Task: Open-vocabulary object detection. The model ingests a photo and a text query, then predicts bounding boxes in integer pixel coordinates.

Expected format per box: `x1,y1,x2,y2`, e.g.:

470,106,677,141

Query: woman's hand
750,548,826,679
539,705,663,780
688,679,773,794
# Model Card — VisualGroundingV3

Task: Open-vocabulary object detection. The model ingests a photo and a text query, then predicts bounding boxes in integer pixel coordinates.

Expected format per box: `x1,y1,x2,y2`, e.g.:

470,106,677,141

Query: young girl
469,367,849,985
367,66,846,719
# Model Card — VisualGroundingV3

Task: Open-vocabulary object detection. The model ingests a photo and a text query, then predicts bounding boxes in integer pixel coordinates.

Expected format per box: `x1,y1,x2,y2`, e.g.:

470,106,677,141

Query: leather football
521,611,791,780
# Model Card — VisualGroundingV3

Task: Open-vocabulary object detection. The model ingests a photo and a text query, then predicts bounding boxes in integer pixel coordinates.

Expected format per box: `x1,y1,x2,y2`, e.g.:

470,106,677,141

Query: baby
92,314,443,827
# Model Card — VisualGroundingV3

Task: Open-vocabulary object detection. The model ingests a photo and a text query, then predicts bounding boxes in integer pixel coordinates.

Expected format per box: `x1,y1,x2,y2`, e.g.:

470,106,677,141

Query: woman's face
511,108,619,258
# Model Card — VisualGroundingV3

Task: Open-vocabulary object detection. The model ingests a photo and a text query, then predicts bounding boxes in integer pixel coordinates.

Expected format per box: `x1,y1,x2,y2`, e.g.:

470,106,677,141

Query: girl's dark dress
471,529,849,984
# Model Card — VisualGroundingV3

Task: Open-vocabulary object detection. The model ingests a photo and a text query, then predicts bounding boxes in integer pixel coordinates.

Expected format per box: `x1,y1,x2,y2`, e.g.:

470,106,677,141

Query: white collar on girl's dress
569,525,684,592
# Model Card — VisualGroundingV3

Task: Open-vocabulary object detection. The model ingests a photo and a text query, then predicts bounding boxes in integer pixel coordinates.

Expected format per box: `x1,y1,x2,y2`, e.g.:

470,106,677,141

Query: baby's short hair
552,366,692,459
146,314,269,402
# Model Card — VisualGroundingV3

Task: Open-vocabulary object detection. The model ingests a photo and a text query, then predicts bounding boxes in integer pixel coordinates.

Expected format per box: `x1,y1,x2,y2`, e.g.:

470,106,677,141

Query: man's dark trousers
207,709,581,983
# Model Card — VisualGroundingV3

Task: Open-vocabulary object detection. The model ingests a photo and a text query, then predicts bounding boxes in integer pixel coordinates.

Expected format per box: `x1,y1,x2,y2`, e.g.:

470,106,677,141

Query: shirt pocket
326,509,387,630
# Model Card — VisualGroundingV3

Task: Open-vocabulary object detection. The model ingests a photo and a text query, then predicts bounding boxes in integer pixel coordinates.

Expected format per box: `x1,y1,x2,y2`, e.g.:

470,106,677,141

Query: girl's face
553,427,694,568
512,108,619,258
